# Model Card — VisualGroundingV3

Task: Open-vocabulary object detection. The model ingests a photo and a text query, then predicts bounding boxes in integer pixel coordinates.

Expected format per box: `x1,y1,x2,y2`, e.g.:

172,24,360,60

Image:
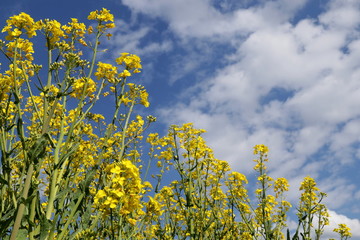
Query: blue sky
1,0,360,238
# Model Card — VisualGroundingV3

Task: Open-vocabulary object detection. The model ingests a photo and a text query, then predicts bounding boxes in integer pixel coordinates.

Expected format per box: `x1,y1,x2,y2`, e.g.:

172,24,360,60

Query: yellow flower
62,18,87,45
70,77,96,99
253,144,269,155
110,166,122,174
2,12,39,40
88,8,114,22
121,96,133,106
62,18,86,36
112,189,124,198
118,69,131,78
116,53,142,71
87,8,115,33
240,232,253,240
146,196,163,216
104,196,118,209
333,223,352,238
127,218,137,226
95,62,118,82
274,177,289,193
140,89,150,107
6,38,34,60
94,190,107,204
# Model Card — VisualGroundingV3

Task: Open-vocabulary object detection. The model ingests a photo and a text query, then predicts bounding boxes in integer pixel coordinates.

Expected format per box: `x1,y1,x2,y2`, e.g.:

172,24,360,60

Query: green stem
10,164,34,240
10,39,32,240
28,195,37,240
56,193,84,240
87,30,102,79
41,47,52,134
118,101,135,161
45,96,67,220
63,30,102,149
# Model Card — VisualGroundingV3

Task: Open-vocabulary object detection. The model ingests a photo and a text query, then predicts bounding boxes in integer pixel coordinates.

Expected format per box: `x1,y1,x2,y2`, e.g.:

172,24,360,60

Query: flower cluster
70,77,96,99
95,62,118,82
94,160,145,221
62,18,87,46
88,8,114,22
116,52,142,73
5,38,34,60
1,12,39,40
87,8,115,32
121,83,150,107
333,223,352,240
297,176,330,239
38,19,65,48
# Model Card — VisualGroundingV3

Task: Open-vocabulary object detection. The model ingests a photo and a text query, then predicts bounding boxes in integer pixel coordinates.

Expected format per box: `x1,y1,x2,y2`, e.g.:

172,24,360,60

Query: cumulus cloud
121,0,224,38
119,0,360,234
121,0,308,39
323,210,360,238
153,0,360,214
285,209,360,238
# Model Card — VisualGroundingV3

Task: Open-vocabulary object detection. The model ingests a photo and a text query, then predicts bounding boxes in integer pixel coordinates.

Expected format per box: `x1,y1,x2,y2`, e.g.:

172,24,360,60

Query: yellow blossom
88,8,114,22
70,77,96,99
116,52,142,71
118,69,131,78
253,144,269,155
1,12,39,40
333,223,352,238
95,62,118,82
38,19,65,47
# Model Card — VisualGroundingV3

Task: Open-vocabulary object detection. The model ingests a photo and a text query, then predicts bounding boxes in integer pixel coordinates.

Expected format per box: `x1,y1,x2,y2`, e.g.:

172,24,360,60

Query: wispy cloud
103,19,173,57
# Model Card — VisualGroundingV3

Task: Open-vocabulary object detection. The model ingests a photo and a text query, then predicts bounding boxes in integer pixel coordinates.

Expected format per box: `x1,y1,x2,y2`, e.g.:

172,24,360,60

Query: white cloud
121,0,225,38
323,210,360,238
287,209,360,239
104,20,173,57
285,209,360,239
119,0,360,233
153,0,360,215
121,0,308,39
329,118,360,164
320,0,360,30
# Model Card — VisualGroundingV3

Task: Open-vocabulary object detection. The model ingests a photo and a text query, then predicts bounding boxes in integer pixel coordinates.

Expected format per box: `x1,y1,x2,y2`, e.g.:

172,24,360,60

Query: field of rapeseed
0,9,352,239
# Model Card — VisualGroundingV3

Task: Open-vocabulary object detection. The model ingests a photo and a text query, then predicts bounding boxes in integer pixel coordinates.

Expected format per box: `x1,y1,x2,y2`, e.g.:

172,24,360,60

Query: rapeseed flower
334,223,352,239
88,8,114,22
95,62,118,82
38,19,65,48
1,12,39,40
116,52,142,71
70,77,96,99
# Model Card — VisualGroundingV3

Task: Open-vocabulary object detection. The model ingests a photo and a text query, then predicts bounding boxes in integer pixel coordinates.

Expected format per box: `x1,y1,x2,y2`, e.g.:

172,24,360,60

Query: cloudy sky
1,0,360,238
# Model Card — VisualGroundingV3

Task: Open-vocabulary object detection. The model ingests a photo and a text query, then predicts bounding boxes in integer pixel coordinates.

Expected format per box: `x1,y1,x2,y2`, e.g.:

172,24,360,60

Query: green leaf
79,167,97,194
300,232,305,240
55,142,80,169
40,216,52,240
287,229,290,240
27,134,49,163
0,175,8,185
16,228,28,240
0,217,14,237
